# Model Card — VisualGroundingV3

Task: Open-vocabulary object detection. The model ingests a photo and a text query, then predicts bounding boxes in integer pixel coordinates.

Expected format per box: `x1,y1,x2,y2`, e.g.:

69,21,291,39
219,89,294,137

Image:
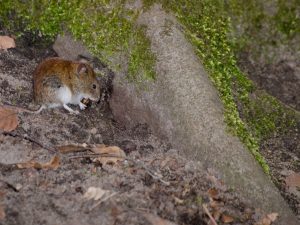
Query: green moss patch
0,0,155,82
156,0,299,173
226,0,300,55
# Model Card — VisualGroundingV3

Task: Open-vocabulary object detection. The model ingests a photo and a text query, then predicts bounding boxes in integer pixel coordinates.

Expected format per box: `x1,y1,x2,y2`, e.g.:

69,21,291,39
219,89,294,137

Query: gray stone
110,4,298,224
52,4,299,224
53,33,93,61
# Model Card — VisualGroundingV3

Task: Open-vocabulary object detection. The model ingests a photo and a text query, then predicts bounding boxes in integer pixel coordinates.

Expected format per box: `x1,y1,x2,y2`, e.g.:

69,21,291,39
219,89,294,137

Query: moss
242,92,297,141
145,0,268,172
152,0,299,173
0,0,155,81
226,0,300,54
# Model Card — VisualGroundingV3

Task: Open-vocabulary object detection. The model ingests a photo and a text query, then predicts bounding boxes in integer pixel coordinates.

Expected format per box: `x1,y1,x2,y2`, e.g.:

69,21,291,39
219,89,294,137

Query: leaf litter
84,187,111,201
0,39,284,225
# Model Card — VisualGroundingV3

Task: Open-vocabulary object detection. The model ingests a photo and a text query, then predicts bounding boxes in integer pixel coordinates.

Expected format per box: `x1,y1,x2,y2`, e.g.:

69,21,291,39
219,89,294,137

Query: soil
237,52,300,219
0,36,265,225
238,51,300,111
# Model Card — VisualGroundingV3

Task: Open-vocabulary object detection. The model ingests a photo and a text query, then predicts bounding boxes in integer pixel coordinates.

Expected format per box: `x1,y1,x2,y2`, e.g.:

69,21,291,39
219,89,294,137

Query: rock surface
53,33,93,61
53,4,299,224
109,4,298,224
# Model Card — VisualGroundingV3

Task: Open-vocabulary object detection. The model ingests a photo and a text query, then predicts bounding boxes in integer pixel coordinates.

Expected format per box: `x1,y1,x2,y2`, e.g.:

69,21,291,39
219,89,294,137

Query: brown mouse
33,57,101,114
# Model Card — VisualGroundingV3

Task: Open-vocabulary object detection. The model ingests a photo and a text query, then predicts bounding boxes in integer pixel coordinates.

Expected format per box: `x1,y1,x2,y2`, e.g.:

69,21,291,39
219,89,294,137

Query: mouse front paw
79,102,87,110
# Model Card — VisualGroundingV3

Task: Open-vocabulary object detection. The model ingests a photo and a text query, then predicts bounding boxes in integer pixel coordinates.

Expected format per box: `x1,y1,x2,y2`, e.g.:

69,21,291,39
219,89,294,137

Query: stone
53,33,93,61
51,4,299,224
109,4,299,224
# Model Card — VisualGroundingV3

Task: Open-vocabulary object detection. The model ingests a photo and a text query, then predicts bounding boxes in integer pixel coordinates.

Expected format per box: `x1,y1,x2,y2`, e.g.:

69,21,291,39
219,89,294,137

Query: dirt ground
237,52,300,219
1,27,300,225
0,36,271,225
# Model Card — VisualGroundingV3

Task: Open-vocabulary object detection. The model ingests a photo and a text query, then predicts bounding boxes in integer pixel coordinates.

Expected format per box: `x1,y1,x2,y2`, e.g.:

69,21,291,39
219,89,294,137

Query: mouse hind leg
40,75,63,105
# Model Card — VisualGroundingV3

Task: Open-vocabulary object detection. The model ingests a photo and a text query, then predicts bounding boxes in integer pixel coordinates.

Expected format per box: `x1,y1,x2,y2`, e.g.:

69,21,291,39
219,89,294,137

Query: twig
143,166,170,185
0,162,19,172
3,131,57,153
0,179,19,192
89,192,118,211
68,153,125,159
203,204,218,225
0,104,40,114
68,153,170,186
126,158,170,186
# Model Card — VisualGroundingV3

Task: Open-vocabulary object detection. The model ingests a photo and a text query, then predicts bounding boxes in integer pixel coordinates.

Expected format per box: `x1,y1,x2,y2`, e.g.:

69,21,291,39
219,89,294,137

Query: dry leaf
212,210,221,221
142,213,177,225
207,188,219,199
0,205,5,220
91,145,126,166
57,144,88,154
266,213,278,222
45,155,60,169
0,191,5,199
84,187,108,201
209,200,221,209
221,214,234,223
0,107,19,132
285,173,300,188
255,212,278,225
17,155,60,170
0,36,15,50
173,196,184,204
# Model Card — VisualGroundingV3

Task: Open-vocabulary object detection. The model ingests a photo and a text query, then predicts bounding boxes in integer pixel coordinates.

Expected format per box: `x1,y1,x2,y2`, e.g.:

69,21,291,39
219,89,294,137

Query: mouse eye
92,84,97,89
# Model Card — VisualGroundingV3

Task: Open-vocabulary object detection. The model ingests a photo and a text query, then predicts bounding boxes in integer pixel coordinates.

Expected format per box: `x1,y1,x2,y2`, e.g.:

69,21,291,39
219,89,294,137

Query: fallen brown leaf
203,204,218,225
173,196,184,204
17,155,60,170
209,200,221,209
266,213,278,222
57,144,88,154
212,210,221,221
0,36,15,50
142,213,177,225
207,188,219,199
84,187,108,201
0,107,19,132
285,172,300,188
0,205,5,220
221,214,234,223
255,212,278,225
91,145,126,166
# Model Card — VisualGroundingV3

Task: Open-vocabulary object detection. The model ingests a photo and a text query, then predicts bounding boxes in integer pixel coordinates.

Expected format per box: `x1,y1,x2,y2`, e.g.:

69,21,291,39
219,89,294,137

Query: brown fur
33,57,100,105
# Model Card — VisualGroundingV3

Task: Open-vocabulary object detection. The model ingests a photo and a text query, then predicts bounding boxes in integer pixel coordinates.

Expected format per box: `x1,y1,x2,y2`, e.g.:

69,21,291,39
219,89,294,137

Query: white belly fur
70,93,82,105
57,86,72,104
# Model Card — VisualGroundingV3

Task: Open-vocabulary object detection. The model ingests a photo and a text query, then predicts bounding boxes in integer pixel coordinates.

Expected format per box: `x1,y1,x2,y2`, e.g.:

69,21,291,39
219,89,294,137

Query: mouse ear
77,63,88,76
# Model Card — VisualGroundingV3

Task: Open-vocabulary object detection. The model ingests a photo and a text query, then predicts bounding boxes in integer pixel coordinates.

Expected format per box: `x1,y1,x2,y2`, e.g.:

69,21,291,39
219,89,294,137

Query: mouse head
74,63,101,102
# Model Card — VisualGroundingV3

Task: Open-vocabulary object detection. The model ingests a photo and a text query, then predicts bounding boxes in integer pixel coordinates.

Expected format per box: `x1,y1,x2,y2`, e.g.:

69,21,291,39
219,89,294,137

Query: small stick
203,204,218,225
68,153,124,159
3,131,57,153
0,104,42,114
126,158,170,186
0,179,19,192
68,152,170,186
89,192,118,211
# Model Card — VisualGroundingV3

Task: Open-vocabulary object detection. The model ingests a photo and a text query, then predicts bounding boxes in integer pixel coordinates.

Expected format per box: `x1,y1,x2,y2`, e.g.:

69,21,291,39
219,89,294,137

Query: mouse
33,57,101,114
